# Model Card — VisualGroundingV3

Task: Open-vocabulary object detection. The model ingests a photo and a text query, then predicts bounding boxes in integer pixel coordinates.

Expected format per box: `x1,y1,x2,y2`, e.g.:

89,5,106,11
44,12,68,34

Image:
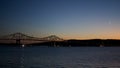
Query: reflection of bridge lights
20,47,24,68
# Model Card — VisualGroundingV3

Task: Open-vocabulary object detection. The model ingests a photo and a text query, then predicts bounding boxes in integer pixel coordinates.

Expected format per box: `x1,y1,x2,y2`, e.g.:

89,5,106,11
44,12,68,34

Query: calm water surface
0,46,120,68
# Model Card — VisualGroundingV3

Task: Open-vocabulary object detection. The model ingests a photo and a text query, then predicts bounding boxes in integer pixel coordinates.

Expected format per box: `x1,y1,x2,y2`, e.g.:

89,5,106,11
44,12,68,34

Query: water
0,46,120,68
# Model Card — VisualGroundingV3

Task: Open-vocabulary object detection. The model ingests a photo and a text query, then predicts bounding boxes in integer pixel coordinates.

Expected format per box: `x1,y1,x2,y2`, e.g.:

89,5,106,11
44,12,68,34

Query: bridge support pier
16,39,21,45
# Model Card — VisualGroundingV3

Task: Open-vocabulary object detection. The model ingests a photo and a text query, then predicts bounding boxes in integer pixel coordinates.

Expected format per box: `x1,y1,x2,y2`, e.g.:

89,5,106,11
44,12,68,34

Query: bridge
0,32,64,45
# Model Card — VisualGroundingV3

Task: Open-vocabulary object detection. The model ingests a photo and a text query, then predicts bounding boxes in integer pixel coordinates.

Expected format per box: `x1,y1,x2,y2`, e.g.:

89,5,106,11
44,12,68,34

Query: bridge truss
0,32,64,45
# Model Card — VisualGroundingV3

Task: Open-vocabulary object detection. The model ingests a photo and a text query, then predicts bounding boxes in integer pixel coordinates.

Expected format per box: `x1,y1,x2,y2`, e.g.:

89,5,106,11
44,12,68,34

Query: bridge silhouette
0,32,64,45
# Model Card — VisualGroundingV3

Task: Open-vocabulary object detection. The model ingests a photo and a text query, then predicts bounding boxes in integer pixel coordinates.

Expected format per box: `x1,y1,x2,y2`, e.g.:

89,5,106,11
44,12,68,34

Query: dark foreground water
0,46,120,68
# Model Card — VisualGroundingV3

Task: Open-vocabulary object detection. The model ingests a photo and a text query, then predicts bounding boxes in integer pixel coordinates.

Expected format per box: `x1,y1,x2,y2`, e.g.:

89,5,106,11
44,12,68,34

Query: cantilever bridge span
0,33,64,45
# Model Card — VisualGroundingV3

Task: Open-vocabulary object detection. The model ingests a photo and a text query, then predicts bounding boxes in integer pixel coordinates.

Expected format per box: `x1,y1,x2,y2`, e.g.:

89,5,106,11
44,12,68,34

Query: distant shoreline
0,39,120,47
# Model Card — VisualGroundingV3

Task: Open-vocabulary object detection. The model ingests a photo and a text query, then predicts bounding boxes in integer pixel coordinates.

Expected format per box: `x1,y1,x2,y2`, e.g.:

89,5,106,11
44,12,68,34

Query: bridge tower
13,33,21,45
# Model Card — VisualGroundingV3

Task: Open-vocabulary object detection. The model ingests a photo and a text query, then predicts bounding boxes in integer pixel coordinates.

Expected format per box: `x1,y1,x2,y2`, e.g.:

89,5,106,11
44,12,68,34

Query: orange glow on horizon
61,34,120,40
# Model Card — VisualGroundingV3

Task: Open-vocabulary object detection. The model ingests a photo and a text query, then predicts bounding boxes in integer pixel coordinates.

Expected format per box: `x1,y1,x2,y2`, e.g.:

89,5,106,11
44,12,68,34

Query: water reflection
20,47,24,68
0,46,120,68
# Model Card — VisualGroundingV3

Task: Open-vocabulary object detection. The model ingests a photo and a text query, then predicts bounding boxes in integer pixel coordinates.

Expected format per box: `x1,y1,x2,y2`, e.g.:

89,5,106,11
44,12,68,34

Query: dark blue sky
0,0,120,39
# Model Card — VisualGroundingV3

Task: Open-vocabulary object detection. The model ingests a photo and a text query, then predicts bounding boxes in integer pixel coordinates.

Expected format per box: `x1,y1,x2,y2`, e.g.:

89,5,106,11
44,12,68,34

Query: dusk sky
0,0,120,39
